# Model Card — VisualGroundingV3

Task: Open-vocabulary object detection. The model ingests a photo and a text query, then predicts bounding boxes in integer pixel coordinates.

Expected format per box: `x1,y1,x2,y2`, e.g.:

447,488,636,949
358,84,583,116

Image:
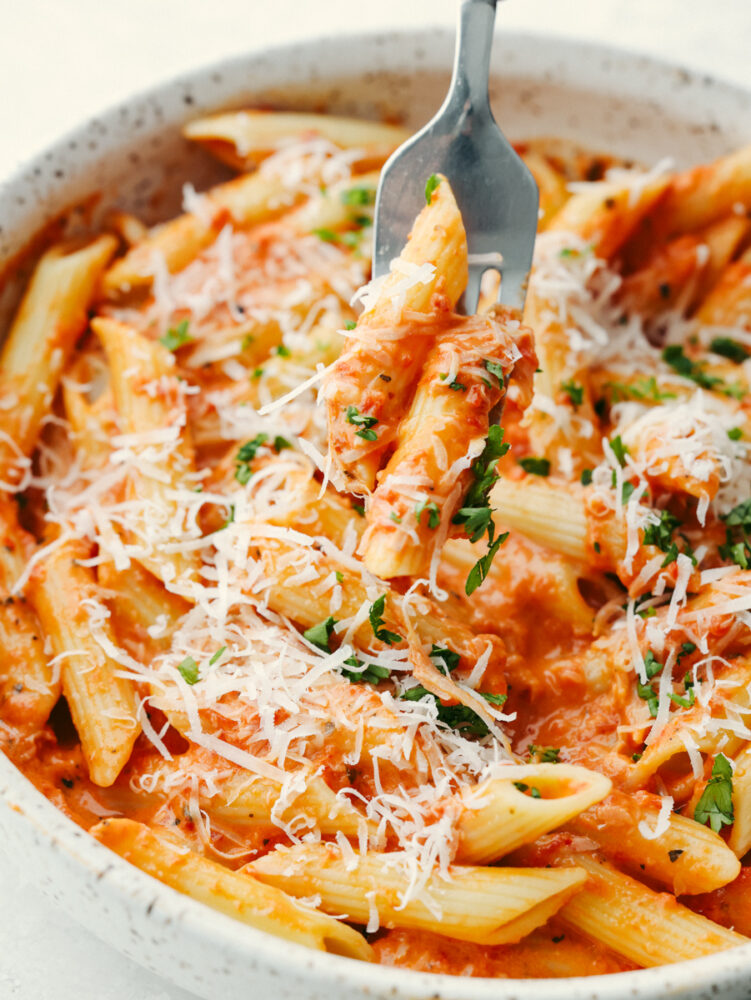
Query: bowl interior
2,26,751,1000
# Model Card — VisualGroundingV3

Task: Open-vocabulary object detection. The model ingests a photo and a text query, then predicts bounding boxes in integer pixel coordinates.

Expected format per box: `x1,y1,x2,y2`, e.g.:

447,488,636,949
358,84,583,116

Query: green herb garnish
177,656,199,685
694,754,734,833
160,319,192,351
425,174,441,204
368,595,402,646
519,457,550,477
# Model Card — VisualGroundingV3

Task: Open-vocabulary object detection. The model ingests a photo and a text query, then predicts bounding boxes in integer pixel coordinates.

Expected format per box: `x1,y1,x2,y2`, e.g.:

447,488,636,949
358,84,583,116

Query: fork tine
461,263,485,315
498,267,529,316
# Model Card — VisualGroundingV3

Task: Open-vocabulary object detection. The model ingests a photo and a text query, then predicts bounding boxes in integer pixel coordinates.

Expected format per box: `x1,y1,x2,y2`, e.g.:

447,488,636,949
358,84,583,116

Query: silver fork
373,0,539,315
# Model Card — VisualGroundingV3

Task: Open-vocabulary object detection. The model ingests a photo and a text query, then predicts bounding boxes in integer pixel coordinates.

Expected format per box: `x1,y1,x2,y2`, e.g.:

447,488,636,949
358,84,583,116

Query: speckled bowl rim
1,26,751,1000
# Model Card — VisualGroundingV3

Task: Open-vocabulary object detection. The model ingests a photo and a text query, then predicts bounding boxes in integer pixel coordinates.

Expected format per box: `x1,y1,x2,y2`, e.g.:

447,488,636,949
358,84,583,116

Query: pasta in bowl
3,29,751,1000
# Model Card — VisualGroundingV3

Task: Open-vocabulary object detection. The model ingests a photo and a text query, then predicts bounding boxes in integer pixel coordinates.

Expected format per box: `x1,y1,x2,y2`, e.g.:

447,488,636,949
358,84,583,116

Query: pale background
1,0,751,997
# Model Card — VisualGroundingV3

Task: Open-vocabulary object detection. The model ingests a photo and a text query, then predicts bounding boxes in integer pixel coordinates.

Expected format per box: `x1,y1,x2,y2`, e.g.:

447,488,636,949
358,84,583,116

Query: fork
373,0,539,315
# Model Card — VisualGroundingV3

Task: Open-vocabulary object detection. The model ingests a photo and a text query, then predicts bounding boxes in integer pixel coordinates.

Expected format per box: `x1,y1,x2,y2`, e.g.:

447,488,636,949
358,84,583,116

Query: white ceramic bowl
2,28,751,1000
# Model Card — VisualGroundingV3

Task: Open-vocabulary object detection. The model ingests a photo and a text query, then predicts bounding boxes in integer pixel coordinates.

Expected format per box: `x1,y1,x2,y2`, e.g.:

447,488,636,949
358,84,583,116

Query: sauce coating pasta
2,108,751,976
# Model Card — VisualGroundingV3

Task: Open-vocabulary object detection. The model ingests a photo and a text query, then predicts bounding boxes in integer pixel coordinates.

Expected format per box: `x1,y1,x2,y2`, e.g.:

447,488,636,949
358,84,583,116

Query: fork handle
448,0,499,120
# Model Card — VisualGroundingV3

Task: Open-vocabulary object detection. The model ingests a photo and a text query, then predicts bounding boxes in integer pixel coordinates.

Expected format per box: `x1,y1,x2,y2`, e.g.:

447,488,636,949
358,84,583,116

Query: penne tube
182,110,408,173
27,539,139,786
0,235,116,486
695,244,751,328
107,210,149,247
691,214,751,307
455,764,612,864
491,477,627,569
139,754,370,839
92,818,372,960
617,233,705,319
548,173,671,261
325,174,468,492
440,535,597,639
359,308,536,578
656,143,751,235
555,851,747,966
251,536,505,675
626,658,751,789
287,171,380,236
93,317,200,588
249,843,587,945
519,150,570,230
569,789,741,894
98,559,189,650
0,500,59,732
103,171,299,294
728,744,751,858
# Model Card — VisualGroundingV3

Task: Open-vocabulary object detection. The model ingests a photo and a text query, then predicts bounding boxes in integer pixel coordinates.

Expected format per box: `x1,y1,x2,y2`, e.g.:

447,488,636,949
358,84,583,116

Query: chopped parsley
561,378,584,408
609,434,629,466
400,686,507,737
273,435,292,452
662,343,741,397
642,509,681,552
729,427,744,441
345,405,378,441
519,457,550,477
312,227,337,242
303,616,388,684
274,344,291,358
580,468,593,486
453,506,493,543
177,656,199,685
344,320,357,331
439,373,467,391
430,644,461,674
415,498,440,530
303,616,337,651
425,173,441,204
603,376,676,404
341,656,390,685
720,499,751,569
451,425,511,595
159,318,191,351
484,359,505,384
528,745,561,763
710,336,750,364
636,650,663,717
368,595,402,646
669,671,696,709
677,641,697,663
694,753,734,833
465,531,509,595
352,502,365,517
513,781,541,799
340,186,376,206
335,571,344,584
234,434,269,484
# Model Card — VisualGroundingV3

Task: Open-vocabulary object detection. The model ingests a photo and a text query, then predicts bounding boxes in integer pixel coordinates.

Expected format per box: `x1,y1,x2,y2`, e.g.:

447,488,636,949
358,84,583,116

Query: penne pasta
249,843,587,945
93,316,200,588
455,764,612,864
183,110,408,173
27,539,139,786
325,174,468,492
0,235,116,486
92,818,373,960
555,851,747,966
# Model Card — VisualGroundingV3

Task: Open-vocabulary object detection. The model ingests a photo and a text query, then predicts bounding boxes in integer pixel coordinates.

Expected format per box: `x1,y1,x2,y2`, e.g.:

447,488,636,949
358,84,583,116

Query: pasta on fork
3,106,751,978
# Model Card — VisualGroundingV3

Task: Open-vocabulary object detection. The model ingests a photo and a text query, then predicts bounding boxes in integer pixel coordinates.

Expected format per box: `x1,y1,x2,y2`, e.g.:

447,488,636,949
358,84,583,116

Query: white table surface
2,1,751,997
